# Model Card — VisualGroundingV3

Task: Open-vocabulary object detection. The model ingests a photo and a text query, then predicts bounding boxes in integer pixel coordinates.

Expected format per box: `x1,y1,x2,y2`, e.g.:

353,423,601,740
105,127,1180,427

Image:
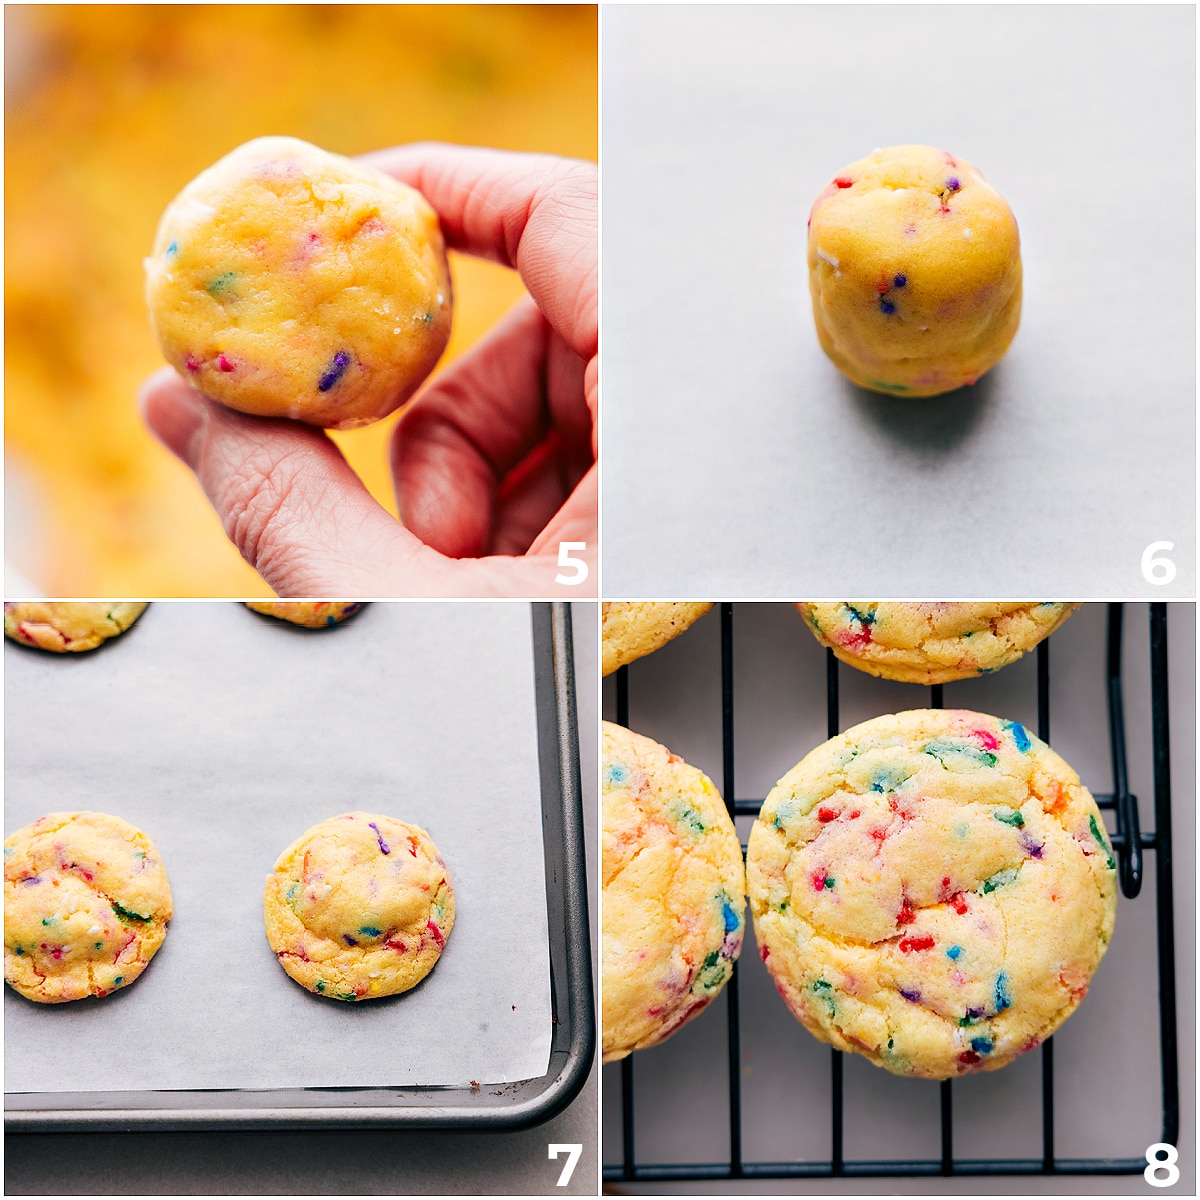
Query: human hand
141,143,596,597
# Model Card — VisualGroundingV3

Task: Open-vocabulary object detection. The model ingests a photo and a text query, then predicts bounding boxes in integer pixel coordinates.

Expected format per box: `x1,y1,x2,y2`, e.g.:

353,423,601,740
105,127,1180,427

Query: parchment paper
4,601,552,1093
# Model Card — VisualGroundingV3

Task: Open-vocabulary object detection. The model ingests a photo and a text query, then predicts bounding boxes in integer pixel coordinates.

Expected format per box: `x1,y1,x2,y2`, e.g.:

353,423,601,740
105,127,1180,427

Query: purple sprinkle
318,351,351,392
946,177,960,192
1020,833,1045,859
880,298,896,315
966,1005,985,1019
22,877,41,885
900,988,921,1003
368,822,391,855
893,273,907,288
343,935,358,946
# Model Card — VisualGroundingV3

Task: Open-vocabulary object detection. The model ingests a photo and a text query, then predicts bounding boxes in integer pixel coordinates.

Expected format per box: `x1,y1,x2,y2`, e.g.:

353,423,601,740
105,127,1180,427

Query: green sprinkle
94,942,103,950
958,1015,979,1027
812,979,832,992
422,311,434,324
869,380,909,391
111,902,149,924
41,917,54,926
14,946,24,955
340,990,357,1001
823,876,836,889
206,271,237,297
925,739,997,769
671,800,706,836
1089,814,1116,869
316,980,326,993
286,883,299,901
981,868,1019,894
993,809,1025,828
954,822,969,838
776,899,789,912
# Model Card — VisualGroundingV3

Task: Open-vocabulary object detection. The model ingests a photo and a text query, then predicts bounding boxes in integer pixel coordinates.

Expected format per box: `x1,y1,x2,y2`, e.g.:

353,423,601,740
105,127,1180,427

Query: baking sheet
4,601,552,1094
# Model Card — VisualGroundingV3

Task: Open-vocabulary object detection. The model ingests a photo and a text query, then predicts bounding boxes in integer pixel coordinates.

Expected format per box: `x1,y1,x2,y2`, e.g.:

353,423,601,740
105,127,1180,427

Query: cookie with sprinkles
4,812,173,1003
747,708,1116,1079
796,602,1078,684
264,813,454,1001
602,602,713,676
602,721,746,1061
145,136,452,429
808,145,1021,397
244,601,364,628
4,602,147,653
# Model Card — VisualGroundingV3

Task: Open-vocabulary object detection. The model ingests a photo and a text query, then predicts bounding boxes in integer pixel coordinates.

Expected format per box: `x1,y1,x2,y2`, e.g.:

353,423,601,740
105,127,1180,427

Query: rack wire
606,602,1177,1183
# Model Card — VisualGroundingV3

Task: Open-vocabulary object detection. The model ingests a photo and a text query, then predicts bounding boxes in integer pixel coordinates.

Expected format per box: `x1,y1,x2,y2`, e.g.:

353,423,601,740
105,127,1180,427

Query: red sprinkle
899,935,935,953
184,354,202,372
760,944,770,961
849,810,861,820
974,728,999,751
958,1050,982,1065
897,900,916,925
217,354,235,372
870,828,888,843
939,203,951,214
817,807,838,823
427,920,445,950
951,893,969,915
876,281,890,293
834,177,854,188
384,937,408,953
811,870,829,891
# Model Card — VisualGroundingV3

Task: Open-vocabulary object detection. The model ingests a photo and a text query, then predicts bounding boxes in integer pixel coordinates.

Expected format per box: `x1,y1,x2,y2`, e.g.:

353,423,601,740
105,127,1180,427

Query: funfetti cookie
747,709,1116,1079
146,137,452,429
602,602,713,676
602,722,745,1061
808,145,1021,397
245,601,363,628
796,602,1078,684
264,812,454,1001
3,602,147,653
5,812,173,1003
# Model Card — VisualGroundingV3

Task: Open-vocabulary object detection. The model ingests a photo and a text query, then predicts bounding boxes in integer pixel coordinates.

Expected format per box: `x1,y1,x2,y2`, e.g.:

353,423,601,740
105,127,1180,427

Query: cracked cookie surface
245,601,363,628
264,812,454,1001
145,136,452,429
602,602,713,676
808,144,1021,397
4,603,147,653
602,722,745,1061
747,709,1116,1079
4,811,173,1003
796,602,1078,684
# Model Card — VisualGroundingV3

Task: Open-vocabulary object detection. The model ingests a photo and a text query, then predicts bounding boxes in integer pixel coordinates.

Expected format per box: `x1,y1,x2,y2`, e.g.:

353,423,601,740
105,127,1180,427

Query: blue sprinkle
605,764,629,786
358,926,382,937
1008,721,1031,752
994,972,1011,1012
318,351,352,392
893,273,907,288
722,901,739,933
166,240,178,258
900,988,921,1003
946,944,962,960
343,935,358,947
880,298,896,315
971,1036,993,1054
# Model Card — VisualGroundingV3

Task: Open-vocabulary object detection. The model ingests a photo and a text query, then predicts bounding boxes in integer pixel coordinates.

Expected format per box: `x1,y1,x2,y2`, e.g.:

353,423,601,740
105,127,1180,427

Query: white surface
602,603,1194,1194
4,601,552,1093
601,5,1196,598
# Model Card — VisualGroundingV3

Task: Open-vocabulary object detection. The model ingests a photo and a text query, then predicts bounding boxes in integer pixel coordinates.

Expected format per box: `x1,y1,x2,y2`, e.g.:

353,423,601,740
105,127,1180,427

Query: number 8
1145,1142,1179,1187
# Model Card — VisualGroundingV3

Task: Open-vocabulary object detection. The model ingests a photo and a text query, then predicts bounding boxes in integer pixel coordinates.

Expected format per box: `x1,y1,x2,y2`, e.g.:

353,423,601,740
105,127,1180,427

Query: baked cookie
602,722,745,1061
602,602,713,676
264,812,454,1001
808,145,1021,397
747,709,1117,1079
4,812,173,1003
145,136,452,429
245,601,363,628
3,602,148,653
796,602,1078,684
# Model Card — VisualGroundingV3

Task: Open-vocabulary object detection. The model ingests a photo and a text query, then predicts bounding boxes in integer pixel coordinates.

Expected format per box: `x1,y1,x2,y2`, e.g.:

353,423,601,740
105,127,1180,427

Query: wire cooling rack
605,603,1178,1183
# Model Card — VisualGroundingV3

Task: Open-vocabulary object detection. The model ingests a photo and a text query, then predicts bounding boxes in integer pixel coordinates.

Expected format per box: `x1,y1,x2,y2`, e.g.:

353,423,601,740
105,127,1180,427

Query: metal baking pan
5,601,593,1131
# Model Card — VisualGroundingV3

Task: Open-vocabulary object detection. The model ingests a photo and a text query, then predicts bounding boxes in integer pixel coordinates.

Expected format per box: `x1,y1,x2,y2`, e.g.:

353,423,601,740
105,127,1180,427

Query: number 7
548,1142,583,1186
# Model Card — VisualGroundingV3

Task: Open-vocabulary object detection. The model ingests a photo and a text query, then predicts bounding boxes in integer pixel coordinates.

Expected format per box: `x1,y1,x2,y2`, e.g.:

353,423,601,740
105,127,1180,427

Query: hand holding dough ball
145,137,452,430
808,145,1021,397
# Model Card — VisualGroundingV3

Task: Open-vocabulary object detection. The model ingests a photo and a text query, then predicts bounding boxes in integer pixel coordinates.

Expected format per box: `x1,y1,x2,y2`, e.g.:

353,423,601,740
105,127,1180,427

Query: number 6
1141,542,1176,586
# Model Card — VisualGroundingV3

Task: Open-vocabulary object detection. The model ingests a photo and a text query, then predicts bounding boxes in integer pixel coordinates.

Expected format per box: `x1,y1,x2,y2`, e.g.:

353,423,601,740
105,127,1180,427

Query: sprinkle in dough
244,601,363,628
602,722,745,1061
4,603,147,653
264,812,454,1001
795,602,1079,684
4,812,173,1003
747,709,1117,1079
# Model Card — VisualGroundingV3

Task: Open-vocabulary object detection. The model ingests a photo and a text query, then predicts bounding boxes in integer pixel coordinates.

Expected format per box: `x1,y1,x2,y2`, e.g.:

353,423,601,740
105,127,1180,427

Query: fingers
364,143,598,363
139,368,426,595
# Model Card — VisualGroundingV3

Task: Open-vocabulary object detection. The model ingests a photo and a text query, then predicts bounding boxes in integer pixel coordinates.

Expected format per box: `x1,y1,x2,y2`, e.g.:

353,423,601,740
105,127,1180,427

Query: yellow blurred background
4,3,597,597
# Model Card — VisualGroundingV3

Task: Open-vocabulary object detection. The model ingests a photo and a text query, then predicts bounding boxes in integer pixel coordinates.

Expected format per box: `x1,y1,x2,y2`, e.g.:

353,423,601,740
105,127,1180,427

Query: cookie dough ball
808,145,1021,397
264,812,454,1001
4,812,173,1003
747,709,1117,1079
796,602,1078,685
602,602,713,676
603,722,745,1061
145,136,452,430
4,602,147,653
245,601,363,628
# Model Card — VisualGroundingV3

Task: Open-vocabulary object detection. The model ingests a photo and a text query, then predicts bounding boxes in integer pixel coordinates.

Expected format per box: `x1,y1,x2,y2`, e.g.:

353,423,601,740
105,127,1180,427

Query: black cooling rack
605,602,1178,1183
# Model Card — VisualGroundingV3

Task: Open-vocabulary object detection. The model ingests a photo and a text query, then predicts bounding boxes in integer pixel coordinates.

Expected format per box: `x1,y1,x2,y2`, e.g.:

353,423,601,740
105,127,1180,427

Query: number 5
556,542,589,586
549,1142,583,1186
